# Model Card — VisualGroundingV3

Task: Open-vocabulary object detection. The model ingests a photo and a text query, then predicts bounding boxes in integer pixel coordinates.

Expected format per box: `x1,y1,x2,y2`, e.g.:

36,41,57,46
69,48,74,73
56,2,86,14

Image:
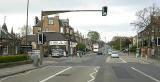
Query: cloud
0,0,156,41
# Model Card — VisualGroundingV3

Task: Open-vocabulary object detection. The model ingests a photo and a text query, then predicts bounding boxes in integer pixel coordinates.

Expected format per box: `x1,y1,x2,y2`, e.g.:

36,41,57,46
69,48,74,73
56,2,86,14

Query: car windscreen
112,51,118,54
52,50,59,53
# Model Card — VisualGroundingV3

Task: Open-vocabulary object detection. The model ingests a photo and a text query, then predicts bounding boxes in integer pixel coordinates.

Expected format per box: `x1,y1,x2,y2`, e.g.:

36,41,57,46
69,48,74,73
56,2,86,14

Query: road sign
49,41,67,45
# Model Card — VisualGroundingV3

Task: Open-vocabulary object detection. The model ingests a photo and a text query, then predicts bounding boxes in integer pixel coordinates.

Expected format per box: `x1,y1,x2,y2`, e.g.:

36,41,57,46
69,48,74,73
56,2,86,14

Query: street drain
56,74,72,77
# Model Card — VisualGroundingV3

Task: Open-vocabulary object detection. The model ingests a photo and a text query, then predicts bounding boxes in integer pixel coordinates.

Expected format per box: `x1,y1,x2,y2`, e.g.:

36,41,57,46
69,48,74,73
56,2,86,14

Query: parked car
51,50,62,58
108,50,112,55
44,51,49,57
111,51,119,58
77,51,84,56
97,51,103,55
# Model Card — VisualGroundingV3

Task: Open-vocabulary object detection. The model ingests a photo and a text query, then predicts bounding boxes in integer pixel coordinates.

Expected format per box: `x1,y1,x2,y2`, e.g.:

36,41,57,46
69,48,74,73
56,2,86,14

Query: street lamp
26,0,29,52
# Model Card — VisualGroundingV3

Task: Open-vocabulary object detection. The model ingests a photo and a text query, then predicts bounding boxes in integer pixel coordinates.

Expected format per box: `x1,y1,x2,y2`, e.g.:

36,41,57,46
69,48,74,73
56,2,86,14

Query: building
138,16,160,57
133,35,137,46
0,23,21,55
30,16,77,54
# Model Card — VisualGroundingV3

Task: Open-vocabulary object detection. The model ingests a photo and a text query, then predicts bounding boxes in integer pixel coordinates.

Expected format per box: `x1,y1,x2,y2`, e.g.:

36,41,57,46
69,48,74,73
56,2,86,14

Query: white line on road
119,58,127,63
39,67,72,82
131,67,160,82
87,67,99,82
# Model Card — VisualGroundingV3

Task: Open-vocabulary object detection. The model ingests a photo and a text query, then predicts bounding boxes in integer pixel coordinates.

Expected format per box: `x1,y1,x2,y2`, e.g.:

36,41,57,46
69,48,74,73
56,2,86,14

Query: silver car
111,51,119,58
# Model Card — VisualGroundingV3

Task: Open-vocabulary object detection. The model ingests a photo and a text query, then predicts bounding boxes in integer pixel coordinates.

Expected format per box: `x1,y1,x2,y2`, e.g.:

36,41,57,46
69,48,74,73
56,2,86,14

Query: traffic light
157,37,160,46
43,34,46,44
38,33,43,44
102,6,108,16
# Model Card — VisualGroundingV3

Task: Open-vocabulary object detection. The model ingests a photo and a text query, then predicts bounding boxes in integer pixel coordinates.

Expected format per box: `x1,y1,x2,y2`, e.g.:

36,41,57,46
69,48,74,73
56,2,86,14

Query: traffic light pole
39,7,107,64
40,44,43,65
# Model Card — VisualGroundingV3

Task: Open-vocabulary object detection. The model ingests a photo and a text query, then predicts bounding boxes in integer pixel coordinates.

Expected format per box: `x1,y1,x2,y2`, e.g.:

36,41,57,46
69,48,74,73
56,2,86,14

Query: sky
0,0,159,42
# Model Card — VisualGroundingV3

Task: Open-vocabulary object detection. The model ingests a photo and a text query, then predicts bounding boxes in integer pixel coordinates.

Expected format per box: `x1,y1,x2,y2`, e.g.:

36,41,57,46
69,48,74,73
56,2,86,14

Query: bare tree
131,4,160,31
19,25,32,37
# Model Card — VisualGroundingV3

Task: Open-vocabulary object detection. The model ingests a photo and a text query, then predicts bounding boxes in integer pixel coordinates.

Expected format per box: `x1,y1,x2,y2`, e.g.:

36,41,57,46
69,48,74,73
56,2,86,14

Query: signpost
49,41,67,45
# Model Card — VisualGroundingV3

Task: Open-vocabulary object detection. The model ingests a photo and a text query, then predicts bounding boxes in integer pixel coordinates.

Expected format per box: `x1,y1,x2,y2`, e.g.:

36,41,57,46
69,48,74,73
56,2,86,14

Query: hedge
0,54,27,63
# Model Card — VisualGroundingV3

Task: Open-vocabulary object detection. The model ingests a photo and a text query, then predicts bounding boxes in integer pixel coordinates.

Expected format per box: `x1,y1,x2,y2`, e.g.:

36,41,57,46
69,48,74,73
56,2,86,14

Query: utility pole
120,38,121,51
26,0,29,53
68,27,71,56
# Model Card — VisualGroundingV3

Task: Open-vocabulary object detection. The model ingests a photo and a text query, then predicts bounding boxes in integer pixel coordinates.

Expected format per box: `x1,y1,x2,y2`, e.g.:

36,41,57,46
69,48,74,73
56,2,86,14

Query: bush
0,54,27,63
130,45,137,52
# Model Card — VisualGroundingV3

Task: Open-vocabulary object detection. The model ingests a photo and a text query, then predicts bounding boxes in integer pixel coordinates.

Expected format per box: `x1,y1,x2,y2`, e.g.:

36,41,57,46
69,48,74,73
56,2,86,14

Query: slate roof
44,32,67,41
34,20,42,27
59,19,69,27
27,32,67,42
2,23,8,32
27,34,37,42
0,23,19,40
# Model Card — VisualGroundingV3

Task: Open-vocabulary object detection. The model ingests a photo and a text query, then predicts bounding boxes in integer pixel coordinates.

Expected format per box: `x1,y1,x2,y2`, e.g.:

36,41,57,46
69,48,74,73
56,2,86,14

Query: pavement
0,58,57,78
0,52,160,82
120,52,160,67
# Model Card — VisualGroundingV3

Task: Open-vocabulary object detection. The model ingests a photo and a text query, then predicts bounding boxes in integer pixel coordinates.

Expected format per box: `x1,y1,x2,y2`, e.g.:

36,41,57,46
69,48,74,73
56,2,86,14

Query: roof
44,32,67,41
27,32,67,42
34,20,42,27
59,19,69,27
2,23,8,32
27,34,37,42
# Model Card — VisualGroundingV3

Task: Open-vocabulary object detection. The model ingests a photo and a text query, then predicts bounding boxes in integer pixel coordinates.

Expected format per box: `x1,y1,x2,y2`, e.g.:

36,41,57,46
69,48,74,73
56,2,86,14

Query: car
77,51,83,56
97,51,103,55
43,51,49,57
108,50,112,55
111,51,119,58
51,50,62,58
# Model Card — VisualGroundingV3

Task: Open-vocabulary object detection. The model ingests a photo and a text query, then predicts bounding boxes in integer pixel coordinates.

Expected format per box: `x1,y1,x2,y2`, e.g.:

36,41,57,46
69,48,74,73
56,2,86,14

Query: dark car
97,51,103,55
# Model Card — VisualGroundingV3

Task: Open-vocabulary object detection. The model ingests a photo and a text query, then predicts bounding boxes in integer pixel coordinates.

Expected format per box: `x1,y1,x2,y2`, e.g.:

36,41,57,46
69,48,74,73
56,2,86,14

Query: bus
93,44,99,53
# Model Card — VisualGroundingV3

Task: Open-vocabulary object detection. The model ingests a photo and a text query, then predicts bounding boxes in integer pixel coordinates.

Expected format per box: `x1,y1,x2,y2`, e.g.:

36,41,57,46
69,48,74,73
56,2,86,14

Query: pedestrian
63,51,66,57
146,48,150,60
140,48,144,59
151,48,155,58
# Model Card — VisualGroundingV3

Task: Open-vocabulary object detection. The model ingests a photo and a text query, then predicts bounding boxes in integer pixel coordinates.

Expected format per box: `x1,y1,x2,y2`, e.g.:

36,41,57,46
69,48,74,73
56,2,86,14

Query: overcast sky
0,0,159,42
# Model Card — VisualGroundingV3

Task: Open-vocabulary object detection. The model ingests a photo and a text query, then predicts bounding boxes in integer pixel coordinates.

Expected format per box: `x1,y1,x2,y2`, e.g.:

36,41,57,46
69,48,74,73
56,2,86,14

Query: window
48,19,54,24
38,28,41,32
66,28,69,33
60,27,63,33
46,28,48,32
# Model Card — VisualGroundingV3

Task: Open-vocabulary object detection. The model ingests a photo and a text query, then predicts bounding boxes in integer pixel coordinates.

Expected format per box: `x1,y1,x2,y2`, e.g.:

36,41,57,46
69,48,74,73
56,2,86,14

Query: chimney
35,16,39,26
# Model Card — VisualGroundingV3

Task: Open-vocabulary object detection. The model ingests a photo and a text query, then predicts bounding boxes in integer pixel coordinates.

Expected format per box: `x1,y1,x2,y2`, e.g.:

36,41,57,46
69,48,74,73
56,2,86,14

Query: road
1,52,160,82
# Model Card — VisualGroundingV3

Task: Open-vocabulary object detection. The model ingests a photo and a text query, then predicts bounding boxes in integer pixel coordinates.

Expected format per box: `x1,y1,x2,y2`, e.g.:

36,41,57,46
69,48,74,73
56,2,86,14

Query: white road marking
87,67,99,82
131,67,160,82
39,67,72,82
0,66,52,82
138,59,150,64
119,58,127,63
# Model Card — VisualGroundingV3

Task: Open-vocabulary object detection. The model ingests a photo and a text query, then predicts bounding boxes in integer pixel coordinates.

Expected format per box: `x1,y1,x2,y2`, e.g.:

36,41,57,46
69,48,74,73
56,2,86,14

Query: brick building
138,16,160,57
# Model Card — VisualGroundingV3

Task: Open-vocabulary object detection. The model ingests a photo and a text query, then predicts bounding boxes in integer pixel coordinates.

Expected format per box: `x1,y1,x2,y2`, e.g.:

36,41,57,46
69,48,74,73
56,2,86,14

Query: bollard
33,55,39,67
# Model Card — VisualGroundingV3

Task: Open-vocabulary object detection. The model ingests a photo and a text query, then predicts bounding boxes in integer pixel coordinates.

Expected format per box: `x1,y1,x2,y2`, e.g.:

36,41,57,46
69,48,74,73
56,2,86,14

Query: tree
19,25,32,37
108,36,133,50
87,31,100,43
77,43,86,51
131,4,160,31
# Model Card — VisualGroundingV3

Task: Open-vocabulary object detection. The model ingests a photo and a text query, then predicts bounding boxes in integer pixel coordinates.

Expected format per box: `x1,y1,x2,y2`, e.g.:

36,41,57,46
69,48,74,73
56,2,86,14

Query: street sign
49,41,67,45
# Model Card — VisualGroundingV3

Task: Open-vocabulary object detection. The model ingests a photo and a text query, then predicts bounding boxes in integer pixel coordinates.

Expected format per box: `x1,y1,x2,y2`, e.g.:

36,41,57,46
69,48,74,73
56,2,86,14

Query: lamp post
26,0,29,52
